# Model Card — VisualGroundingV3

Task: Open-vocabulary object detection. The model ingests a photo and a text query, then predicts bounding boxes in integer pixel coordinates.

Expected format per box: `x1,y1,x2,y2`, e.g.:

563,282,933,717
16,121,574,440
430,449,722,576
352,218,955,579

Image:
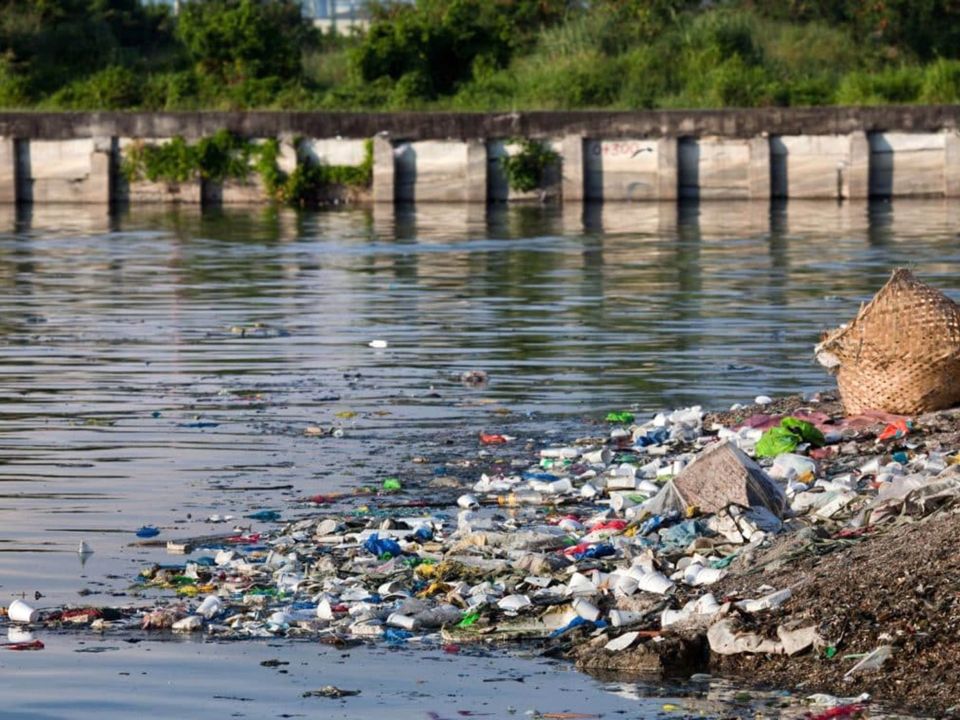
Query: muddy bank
712,510,960,715
575,392,960,717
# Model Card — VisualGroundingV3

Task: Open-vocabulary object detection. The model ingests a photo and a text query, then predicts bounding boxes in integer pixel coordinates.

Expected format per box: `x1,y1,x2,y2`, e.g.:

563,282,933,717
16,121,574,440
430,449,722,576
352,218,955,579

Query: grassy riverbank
2,0,960,112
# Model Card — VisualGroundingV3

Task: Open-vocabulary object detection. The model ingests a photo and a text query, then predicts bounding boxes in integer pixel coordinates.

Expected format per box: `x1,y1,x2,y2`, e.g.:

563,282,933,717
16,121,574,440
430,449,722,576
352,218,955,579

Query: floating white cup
660,608,689,627
609,609,643,627
581,448,612,465
316,599,335,620
694,593,721,614
457,494,479,509
685,565,725,586
540,447,579,459
606,475,637,491
635,571,674,595
614,574,639,596
567,572,597,595
7,599,39,624
580,482,600,498
572,597,601,622
197,595,222,620
386,612,418,631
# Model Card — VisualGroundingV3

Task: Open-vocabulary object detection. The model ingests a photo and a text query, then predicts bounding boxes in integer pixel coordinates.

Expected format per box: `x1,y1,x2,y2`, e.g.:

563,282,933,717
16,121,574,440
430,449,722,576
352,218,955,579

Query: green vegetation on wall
2,0,960,111
500,140,559,193
122,131,373,206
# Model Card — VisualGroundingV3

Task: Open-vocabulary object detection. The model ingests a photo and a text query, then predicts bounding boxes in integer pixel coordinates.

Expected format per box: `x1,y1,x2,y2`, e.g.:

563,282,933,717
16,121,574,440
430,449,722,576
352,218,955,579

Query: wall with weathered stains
1,109,959,204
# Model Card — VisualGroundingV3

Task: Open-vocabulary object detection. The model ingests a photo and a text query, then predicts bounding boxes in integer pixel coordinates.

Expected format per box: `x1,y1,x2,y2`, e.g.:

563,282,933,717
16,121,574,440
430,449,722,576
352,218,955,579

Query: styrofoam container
7,599,39,624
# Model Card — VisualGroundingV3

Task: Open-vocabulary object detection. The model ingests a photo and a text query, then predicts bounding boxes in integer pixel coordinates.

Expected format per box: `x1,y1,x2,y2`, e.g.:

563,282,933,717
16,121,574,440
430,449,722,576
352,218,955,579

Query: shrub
501,139,558,193
707,56,776,107
920,58,960,104
123,136,199,183
0,56,29,108
353,0,571,100
177,0,312,83
46,65,142,109
836,67,922,105
618,45,678,109
778,76,836,107
685,9,764,67
513,50,620,109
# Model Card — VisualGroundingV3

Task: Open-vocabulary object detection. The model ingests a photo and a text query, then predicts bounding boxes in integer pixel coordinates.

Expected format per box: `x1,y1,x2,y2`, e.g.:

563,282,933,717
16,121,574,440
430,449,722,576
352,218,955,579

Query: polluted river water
1,199,957,718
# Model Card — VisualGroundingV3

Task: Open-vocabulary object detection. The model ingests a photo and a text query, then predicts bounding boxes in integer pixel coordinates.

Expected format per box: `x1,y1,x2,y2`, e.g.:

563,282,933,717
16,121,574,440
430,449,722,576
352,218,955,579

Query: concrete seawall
1,108,959,204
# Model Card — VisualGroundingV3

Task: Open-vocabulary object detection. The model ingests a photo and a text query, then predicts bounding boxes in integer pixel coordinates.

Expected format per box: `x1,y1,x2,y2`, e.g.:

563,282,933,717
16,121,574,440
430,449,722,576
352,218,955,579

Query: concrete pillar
277,134,298,175
0,137,15,203
89,137,113,204
657,137,678,200
561,135,584,202
844,131,870,199
945,131,960,197
372,135,395,203
465,139,487,204
747,135,770,199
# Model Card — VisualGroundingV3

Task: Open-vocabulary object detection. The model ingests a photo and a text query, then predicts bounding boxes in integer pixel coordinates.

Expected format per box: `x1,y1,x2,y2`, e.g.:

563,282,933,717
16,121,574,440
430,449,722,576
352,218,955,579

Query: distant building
303,0,372,32
144,0,415,33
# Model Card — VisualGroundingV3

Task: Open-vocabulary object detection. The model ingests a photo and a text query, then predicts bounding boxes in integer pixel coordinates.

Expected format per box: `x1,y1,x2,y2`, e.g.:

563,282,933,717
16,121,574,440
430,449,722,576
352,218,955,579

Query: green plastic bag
382,477,402,492
780,417,825,447
605,411,635,424
755,416,826,458
755,426,800,458
457,612,480,628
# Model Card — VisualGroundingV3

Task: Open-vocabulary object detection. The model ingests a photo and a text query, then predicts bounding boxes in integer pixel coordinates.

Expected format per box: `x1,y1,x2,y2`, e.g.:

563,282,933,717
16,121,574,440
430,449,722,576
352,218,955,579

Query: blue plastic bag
363,533,403,558
384,628,412,644
571,543,616,561
659,519,704,552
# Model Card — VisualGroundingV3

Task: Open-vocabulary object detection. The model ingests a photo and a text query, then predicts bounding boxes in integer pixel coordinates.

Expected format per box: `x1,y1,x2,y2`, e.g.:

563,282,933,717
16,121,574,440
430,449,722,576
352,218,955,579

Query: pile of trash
6,391,960,714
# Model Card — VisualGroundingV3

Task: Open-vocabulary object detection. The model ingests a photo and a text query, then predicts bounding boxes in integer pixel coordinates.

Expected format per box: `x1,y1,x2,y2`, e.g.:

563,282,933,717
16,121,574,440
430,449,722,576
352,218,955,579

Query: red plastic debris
442,643,461,654
479,433,509,445
226,532,262,544
562,542,591,557
834,527,872,539
306,494,335,505
589,519,627,533
3,640,44,651
877,418,912,442
60,608,102,624
809,703,867,720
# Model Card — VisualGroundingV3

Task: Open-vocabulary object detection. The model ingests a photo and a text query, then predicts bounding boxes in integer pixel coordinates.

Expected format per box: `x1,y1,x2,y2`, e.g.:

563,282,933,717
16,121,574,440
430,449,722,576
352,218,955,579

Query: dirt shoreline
574,392,960,717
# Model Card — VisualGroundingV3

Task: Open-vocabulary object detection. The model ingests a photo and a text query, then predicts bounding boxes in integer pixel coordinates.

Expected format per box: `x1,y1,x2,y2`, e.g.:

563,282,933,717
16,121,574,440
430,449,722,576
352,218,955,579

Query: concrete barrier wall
679,137,764,200
17,138,111,203
1,108,960,204
869,131,952,197
773,135,838,199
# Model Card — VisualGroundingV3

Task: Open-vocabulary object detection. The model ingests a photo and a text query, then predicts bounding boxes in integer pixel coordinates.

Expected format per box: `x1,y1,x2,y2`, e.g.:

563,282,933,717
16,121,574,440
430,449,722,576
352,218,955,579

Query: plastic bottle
497,491,544,506
540,447,579,459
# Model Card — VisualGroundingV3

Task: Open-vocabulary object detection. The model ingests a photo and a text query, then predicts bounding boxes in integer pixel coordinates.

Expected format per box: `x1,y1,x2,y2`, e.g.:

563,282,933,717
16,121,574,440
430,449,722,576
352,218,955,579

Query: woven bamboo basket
816,268,960,416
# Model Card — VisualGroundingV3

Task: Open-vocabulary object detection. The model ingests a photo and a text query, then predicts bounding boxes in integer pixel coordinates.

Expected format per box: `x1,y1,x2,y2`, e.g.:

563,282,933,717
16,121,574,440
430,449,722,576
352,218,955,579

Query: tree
177,0,314,83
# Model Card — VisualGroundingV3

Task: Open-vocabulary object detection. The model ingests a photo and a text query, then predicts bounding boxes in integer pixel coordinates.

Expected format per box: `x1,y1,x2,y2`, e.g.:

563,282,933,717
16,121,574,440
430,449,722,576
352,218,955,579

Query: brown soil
714,394,960,716
712,510,960,716
580,392,960,717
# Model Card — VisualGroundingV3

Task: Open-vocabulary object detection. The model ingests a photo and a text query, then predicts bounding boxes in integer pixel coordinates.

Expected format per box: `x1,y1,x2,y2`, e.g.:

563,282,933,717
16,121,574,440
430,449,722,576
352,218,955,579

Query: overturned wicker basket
816,268,960,416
